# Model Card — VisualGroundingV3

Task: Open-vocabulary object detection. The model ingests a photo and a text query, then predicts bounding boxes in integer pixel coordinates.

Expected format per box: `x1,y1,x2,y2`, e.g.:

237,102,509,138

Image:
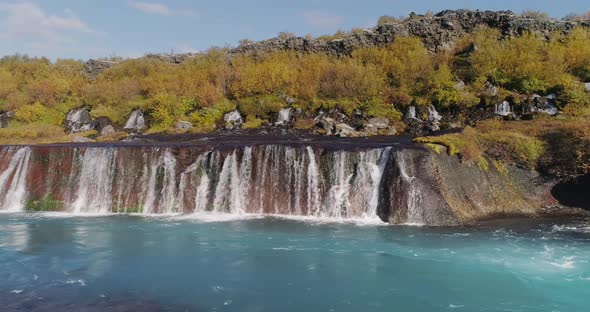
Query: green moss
479,131,544,169
115,204,142,214
237,95,285,120
492,160,510,176
25,194,61,212
242,117,265,129
293,118,317,130
476,157,490,171
424,143,442,154
415,135,463,156
189,98,236,128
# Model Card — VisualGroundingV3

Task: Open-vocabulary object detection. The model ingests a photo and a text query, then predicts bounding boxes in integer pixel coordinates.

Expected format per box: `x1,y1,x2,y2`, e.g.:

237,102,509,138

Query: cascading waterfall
0,145,398,220
396,151,424,225
495,101,511,116
275,108,292,126
0,147,32,212
69,148,116,213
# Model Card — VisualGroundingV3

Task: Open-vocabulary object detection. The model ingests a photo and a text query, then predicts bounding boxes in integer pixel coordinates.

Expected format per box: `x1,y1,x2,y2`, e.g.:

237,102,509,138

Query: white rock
485,81,498,96
454,80,465,91
124,109,146,132
223,110,243,129
367,117,389,129
100,125,116,136
66,108,93,133
335,123,358,137
175,121,193,130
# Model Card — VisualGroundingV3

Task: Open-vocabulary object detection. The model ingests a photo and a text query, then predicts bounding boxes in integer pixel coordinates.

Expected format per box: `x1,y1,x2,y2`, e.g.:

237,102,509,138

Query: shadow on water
0,293,198,312
551,174,590,210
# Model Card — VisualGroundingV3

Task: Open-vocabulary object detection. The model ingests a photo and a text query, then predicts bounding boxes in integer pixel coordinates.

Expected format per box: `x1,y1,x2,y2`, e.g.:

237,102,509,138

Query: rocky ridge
83,10,590,76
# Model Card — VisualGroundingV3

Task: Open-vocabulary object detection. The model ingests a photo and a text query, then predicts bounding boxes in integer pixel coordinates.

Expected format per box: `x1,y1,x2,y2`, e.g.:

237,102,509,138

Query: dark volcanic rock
386,146,552,225
82,10,590,78
230,10,590,56
83,59,119,78
0,111,13,128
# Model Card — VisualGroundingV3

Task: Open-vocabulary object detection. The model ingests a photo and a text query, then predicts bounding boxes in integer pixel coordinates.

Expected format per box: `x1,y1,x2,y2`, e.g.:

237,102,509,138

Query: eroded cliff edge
385,146,564,225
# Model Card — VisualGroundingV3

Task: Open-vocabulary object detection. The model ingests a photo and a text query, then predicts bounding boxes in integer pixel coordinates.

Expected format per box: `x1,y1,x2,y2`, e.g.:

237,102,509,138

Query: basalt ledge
0,141,564,226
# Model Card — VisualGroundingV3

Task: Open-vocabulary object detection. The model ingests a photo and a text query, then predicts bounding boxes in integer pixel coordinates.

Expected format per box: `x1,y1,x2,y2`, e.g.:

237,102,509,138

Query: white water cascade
275,108,292,126
0,145,399,221
396,151,424,225
406,106,418,120
70,148,116,213
428,105,442,122
495,101,512,116
0,147,32,212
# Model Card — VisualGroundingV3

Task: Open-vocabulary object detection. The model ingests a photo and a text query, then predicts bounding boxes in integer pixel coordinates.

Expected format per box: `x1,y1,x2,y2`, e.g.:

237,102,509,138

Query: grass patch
25,194,62,212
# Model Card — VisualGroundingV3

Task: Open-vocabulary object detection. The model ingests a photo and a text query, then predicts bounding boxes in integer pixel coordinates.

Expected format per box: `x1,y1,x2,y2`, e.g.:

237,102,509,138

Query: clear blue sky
1,0,589,60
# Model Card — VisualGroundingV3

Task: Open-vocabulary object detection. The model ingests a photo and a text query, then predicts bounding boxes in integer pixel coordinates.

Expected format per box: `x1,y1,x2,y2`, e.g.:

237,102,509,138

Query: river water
1,214,589,311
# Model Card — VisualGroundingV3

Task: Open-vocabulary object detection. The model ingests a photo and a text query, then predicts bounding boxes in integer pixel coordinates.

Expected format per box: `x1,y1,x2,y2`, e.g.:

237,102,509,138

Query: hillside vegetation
0,11,590,178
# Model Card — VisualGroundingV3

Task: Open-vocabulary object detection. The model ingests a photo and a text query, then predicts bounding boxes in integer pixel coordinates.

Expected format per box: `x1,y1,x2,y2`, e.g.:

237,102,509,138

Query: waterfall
495,101,511,116
405,106,418,120
178,153,209,213
140,149,178,214
275,108,292,126
396,151,424,225
306,147,321,216
70,148,116,213
355,148,391,218
428,105,442,122
323,151,353,218
0,145,395,220
0,147,31,212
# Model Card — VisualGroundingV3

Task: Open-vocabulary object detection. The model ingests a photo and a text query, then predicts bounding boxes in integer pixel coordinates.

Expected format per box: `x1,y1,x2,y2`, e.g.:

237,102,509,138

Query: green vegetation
0,24,589,146
415,117,590,179
25,194,62,212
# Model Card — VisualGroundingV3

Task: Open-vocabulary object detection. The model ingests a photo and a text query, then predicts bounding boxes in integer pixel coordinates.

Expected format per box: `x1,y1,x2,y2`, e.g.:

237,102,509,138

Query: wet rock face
386,147,550,225
124,109,147,133
404,106,445,135
65,108,93,133
0,142,560,225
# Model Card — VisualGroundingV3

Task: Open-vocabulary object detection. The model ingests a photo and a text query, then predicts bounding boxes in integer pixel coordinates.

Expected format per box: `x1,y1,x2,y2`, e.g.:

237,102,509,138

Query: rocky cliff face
0,140,570,225
386,147,553,225
231,10,589,56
